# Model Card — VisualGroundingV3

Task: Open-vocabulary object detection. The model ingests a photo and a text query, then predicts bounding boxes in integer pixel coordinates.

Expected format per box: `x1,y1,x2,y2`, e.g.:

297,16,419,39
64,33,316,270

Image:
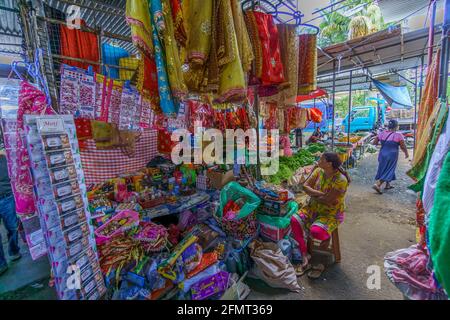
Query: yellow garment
185,0,213,66
151,0,187,98
411,100,443,167
119,57,140,81
230,0,254,73
214,0,246,103
182,0,214,92
308,168,348,216
126,0,154,58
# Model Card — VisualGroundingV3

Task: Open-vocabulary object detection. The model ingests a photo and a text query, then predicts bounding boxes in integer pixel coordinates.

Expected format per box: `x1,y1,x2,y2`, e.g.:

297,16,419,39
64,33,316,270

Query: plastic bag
217,182,261,220
224,237,254,276
248,240,301,292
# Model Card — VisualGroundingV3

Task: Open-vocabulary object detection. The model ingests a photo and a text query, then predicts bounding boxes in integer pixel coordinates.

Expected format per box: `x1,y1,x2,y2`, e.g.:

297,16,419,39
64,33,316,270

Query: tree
318,0,387,48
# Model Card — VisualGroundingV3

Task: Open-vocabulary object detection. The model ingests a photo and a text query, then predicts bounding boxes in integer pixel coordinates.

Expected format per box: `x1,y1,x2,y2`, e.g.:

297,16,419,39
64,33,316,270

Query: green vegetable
306,143,326,154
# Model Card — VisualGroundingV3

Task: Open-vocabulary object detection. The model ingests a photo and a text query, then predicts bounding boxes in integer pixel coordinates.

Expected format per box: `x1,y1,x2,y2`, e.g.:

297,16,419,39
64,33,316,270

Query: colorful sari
214,0,247,103
170,0,187,47
158,0,187,98
184,0,213,66
182,0,213,92
245,11,285,86
149,0,177,116
126,0,154,58
298,34,318,95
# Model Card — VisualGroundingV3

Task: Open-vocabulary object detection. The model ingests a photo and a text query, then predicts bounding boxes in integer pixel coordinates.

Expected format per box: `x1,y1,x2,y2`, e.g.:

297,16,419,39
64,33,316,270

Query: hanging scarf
14,82,56,216
149,0,177,116
276,24,300,106
298,34,318,95
416,50,440,143
126,0,154,58
136,55,160,107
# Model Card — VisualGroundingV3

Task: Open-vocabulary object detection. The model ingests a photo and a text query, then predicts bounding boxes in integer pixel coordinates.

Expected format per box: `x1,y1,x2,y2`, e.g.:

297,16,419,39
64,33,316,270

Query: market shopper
0,151,21,276
372,119,409,194
290,152,350,278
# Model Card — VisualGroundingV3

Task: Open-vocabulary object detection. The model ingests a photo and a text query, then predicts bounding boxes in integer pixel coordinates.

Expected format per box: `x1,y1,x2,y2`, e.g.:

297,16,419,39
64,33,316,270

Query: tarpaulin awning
372,79,413,109
296,88,328,103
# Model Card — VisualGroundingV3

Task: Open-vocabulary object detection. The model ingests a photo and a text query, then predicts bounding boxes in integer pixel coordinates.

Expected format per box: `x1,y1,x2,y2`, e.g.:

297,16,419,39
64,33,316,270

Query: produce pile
264,148,317,185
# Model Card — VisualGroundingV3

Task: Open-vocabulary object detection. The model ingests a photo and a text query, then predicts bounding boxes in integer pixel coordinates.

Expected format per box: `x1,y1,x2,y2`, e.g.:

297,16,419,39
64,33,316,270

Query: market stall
0,0,335,300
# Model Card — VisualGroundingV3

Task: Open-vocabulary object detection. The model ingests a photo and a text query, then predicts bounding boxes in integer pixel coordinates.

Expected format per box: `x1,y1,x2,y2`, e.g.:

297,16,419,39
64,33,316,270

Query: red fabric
79,129,158,185
252,12,285,86
142,55,159,102
158,128,175,154
296,88,327,103
60,20,100,72
309,107,323,123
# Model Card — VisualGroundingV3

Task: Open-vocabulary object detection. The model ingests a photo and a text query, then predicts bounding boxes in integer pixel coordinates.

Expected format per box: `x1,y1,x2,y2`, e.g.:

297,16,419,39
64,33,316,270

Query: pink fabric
290,214,308,255
384,245,447,300
310,225,330,241
12,81,55,216
378,130,404,143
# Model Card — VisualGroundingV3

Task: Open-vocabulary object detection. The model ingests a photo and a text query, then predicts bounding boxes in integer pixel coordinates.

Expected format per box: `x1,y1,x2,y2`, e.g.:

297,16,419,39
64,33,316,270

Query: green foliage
318,0,387,48
334,91,371,118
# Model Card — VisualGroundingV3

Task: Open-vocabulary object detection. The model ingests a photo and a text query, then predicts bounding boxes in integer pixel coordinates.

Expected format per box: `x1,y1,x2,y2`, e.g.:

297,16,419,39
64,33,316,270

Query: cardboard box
207,169,235,190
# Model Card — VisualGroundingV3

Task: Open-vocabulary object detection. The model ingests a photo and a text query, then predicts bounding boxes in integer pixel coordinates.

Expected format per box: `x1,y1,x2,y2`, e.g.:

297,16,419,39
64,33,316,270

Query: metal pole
347,70,353,146
428,0,437,67
414,66,419,151
254,88,261,180
331,60,337,150
438,0,450,100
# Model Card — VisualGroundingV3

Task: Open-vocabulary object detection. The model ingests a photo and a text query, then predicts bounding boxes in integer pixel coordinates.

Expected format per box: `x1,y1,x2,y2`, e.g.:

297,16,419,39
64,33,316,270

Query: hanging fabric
407,100,449,192
416,50,440,143
60,20,100,72
182,0,214,92
13,81,56,216
170,0,187,47
276,24,300,106
214,0,247,104
245,10,285,87
428,152,450,296
102,43,130,79
156,0,188,98
297,34,318,95
126,0,154,58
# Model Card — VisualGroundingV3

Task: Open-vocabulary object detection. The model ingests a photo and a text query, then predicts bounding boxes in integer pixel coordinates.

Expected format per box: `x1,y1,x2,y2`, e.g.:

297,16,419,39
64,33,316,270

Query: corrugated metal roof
378,0,440,23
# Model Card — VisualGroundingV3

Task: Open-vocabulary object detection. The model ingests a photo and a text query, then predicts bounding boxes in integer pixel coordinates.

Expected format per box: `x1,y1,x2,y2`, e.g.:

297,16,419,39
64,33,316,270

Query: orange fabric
309,107,323,123
416,50,440,143
60,20,100,72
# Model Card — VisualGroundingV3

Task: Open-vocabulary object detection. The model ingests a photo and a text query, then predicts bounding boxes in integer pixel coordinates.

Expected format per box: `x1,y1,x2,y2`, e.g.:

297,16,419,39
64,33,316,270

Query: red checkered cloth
80,129,158,185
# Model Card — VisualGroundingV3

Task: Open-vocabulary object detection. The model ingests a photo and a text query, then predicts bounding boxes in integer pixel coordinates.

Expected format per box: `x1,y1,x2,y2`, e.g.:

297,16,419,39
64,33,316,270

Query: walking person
372,119,409,194
0,150,21,276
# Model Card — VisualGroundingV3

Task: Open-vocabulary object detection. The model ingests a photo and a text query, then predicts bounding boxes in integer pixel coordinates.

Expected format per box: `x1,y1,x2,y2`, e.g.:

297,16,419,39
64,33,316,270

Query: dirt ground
247,152,417,300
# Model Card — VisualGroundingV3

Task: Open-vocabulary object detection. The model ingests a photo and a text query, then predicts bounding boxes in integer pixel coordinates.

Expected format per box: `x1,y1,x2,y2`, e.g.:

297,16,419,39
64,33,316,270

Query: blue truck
341,98,387,133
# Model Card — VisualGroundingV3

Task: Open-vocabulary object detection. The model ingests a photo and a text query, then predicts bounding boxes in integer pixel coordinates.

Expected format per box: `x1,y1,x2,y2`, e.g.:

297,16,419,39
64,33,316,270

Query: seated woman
290,152,350,277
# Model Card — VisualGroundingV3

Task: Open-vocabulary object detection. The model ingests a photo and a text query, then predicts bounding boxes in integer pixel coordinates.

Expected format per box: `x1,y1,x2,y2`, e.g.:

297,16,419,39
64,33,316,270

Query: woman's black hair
322,152,351,183
388,119,399,130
